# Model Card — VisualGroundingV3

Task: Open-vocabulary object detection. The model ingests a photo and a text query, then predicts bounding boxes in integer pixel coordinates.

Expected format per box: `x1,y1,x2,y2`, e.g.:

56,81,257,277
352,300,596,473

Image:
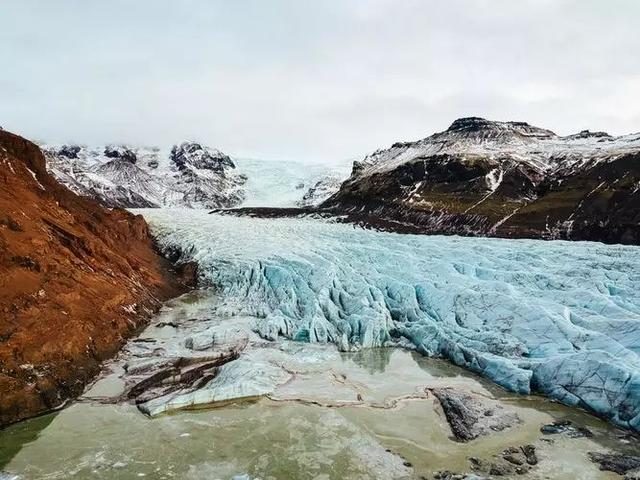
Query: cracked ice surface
139,209,640,430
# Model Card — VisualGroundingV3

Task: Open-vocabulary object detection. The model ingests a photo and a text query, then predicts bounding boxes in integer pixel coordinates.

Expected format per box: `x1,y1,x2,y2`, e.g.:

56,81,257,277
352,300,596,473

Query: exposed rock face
103,145,137,164
0,130,187,427
170,142,234,172
322,117,640,244
43,141,247,209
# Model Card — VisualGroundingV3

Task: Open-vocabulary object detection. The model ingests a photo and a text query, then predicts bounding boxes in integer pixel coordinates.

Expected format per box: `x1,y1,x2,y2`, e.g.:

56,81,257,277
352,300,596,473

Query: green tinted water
1,294,637,480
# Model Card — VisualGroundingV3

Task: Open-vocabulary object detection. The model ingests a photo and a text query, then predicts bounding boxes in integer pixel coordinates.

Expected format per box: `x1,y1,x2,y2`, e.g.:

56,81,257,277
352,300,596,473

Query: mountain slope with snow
43,142,247,209
322,117,640,244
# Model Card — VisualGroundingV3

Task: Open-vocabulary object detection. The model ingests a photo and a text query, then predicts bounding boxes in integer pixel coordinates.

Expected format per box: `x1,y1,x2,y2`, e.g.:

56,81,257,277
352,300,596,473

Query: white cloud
0,0,638,162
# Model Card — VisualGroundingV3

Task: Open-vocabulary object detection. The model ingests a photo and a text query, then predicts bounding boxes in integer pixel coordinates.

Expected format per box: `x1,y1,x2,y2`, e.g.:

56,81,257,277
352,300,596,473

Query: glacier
139,209,640,431
234,157,350,207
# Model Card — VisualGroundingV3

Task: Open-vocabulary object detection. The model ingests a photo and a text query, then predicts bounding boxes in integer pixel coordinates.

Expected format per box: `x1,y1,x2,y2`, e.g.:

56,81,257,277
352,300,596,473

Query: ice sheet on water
139,209,640,430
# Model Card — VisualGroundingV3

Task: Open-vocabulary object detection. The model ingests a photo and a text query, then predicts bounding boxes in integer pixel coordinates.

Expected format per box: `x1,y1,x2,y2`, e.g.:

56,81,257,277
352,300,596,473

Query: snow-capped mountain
322,117,640,244
43,142,247,209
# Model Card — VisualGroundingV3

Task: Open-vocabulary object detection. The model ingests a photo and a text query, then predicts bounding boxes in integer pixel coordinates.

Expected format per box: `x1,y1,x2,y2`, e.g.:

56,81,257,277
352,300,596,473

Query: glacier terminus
142,209,640,432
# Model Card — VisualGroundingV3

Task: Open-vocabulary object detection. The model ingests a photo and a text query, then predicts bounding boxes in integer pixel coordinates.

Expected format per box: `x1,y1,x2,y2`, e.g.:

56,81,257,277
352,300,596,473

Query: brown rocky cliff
0,130,189,427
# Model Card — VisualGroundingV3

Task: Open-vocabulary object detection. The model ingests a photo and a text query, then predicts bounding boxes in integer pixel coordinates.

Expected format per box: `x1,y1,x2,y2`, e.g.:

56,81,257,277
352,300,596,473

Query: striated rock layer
0,130,189,427
322,117,640,245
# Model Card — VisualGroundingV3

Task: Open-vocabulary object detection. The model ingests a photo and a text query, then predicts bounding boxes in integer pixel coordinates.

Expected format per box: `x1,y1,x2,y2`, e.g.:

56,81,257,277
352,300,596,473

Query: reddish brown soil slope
0,130,188,427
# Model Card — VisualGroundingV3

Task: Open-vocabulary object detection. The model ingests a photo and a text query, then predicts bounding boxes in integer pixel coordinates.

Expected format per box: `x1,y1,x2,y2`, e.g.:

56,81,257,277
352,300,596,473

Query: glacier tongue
139,209,640,430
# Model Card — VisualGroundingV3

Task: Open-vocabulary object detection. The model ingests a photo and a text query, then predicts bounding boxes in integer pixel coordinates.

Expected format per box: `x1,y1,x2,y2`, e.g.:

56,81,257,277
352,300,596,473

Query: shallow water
1,291,637,480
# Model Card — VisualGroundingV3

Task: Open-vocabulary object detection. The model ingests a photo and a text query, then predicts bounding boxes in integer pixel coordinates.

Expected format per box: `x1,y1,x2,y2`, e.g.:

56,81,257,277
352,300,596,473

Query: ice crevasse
139,209,640,431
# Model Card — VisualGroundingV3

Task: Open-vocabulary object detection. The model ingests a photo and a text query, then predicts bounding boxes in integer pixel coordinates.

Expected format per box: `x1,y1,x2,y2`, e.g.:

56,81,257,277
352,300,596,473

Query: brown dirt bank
0,130,193,427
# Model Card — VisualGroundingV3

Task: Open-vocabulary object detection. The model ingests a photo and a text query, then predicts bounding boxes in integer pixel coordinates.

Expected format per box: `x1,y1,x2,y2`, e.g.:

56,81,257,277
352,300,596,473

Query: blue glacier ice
234,157,350,207
139,209,640,431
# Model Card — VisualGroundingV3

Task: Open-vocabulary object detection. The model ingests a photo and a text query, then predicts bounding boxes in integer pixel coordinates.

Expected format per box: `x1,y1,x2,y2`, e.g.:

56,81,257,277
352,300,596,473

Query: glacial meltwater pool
1,211,639,479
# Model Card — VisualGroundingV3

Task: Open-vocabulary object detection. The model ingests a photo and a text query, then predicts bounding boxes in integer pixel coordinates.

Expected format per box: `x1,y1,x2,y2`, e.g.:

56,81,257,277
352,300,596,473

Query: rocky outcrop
431,388,520,442
588,452,640,476
322,117,640,245
469,445,538,476
540,420,593,438
43,141,247,209
0,130,189,427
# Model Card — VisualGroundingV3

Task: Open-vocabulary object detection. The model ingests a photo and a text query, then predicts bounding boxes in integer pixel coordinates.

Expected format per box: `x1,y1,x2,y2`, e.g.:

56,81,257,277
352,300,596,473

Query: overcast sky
1,0,639,162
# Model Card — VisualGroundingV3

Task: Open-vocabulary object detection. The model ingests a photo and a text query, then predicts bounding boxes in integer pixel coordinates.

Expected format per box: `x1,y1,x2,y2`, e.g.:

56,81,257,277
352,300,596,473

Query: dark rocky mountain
322,117,640,244
43,142,247,209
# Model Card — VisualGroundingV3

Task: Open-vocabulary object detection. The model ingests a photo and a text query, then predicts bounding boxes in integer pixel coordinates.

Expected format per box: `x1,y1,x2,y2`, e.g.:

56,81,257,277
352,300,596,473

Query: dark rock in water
501,445,538,467
434,471,488,479
469,445,537,477
488,462,517,476
520,444,538,465
156,321,180,329
469,457,517,476
431,388,520,442
104,145,137,164
540,420,593,438
588,452,640,475
126,351,240,405
501,448,524,466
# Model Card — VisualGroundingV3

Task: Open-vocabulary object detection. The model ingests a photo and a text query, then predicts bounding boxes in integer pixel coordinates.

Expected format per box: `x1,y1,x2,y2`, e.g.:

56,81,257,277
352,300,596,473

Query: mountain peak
104,145,137,164
170,142,235,172
447,117,494,132
445,117,556,139
564,129,612,141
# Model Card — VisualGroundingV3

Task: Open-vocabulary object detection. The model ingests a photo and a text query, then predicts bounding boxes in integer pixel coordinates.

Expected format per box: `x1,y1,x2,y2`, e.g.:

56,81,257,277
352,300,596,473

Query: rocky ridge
0,130,189,427
322,117,640,244
44,141,247,209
